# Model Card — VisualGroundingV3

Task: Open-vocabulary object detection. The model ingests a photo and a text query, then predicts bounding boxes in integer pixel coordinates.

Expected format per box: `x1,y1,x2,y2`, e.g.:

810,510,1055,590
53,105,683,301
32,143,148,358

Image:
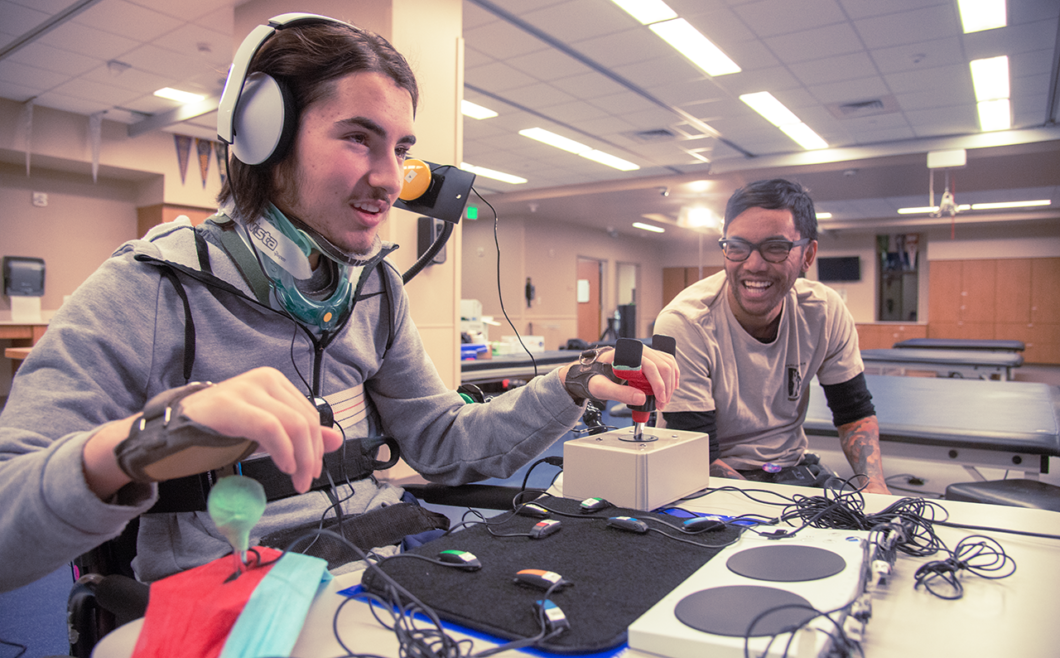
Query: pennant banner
216,142,227,188
174,135,192,185
196,138,213,189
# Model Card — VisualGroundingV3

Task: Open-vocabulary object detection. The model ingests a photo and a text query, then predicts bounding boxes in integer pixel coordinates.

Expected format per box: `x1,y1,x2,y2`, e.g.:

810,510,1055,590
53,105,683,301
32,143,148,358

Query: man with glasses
655,179,889,494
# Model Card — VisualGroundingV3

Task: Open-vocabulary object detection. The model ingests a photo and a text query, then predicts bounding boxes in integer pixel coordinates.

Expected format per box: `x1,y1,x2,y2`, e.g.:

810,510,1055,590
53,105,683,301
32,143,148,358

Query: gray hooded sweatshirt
0,217,582,590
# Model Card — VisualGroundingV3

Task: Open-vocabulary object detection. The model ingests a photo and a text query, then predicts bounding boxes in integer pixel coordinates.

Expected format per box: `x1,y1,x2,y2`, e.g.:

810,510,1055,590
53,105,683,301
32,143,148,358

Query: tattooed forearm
710,459,746,480
838,415,889,494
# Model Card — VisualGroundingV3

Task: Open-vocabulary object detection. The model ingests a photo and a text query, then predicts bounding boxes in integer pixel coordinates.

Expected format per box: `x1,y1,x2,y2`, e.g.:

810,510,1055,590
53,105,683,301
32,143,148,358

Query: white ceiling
1,0,1058,244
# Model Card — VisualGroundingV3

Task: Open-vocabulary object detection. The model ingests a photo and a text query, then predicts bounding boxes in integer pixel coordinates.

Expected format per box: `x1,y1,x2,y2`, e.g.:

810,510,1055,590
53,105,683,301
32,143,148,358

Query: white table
93,478,1060,658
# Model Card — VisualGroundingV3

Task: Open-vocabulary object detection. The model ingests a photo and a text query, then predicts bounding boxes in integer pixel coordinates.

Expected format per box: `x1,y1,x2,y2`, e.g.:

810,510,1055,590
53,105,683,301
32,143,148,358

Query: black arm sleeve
821,372,876,427
663,411,719,462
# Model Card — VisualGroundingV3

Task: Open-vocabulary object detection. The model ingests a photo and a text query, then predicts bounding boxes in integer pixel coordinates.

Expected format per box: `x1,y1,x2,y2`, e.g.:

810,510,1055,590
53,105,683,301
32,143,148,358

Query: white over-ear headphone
216,13,357,166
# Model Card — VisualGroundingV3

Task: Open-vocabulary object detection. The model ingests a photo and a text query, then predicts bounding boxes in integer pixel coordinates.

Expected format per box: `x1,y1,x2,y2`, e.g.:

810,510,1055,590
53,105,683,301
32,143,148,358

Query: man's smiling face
723,206,817,335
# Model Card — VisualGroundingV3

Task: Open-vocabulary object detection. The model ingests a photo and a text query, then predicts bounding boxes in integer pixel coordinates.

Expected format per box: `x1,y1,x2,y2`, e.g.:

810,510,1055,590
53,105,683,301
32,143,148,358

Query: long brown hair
217,21,419,221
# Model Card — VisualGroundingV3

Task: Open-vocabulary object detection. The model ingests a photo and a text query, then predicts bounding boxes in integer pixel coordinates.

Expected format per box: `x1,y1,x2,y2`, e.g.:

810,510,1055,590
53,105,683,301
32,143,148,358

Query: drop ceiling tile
894,88,965,112
870,36,963,74
0,59,75,90
571,27,674,68
464,2,500,30
550,71,628,99
464,20,550,60
0,0,49,35
79,62,172,94
535,98,609,123
34,91,112,116
152,23,233,68
838,0,949,21
733,0,847,38
7,41,101,77
716,37,781,70
1011,48,1056,78
849,124,916,144
51,76,141,106
1010,0,1060,23
648,78,728,108
38,22,141,60
710,65,803,96
73,0,184,42
586,89,658,115
119,43,209,79
853,5,960,50
133,0,234,22
680,5,757,44
0,79,36,102
520,0,635,42
884,63,969,95
195,7,234,37
1013,93,1048,128
904,105,978,137
610,106,676,130
612,54,705,90
764,23,865,64
961,21,1058,60
501,81,579,108
789,52,878,86
504,48,594,82
465,61,540,91
569,113,638,136
6,0,72,13
464,46,495,69
808,75,892,105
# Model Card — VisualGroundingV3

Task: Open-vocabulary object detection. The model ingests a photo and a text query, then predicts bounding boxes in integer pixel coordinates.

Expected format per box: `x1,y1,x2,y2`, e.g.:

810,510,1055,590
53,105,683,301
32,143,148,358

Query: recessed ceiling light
780,123,828,150
460,163,527,185
649,18,740,76
633,222,665,233
898,205,972,214
153,87,205,104
739,92,800,127
970,56,1009,102
610,0,677,25
972,199,1050,210
977,98,1011,131
957,0,1007,33
740,92,828,150
519,128,639,171
461,100,498,120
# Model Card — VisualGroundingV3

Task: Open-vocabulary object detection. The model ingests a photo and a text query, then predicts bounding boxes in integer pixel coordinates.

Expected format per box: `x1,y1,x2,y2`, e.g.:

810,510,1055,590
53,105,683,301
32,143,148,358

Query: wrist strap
115,382,258,483
564,347,621,405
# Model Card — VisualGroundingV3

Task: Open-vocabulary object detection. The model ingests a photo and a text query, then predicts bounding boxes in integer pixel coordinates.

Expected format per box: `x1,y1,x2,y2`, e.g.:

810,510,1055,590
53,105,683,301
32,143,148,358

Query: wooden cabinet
662,266,722,308
928,257,1060,364
855,323,928,350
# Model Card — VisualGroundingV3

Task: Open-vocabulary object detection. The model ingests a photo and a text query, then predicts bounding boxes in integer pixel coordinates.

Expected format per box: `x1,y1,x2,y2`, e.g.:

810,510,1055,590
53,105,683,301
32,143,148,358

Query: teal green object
218,552,331,658
207,476,267,553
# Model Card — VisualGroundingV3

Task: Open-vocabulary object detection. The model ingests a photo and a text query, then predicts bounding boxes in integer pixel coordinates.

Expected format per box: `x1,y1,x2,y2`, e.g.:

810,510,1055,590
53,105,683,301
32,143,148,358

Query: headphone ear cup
231,72,297,166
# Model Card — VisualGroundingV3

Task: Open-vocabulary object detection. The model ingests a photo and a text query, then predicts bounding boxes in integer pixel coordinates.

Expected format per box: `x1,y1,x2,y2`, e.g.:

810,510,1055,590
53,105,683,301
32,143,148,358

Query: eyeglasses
718,237,811,263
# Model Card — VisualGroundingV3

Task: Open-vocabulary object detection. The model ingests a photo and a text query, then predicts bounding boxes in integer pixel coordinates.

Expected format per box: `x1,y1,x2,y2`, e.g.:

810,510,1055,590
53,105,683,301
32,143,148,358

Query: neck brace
245,204,357,332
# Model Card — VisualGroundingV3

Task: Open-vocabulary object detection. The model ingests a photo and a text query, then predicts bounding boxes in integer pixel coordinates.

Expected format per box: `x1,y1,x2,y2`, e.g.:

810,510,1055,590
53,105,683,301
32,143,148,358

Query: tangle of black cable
913,534,1017,600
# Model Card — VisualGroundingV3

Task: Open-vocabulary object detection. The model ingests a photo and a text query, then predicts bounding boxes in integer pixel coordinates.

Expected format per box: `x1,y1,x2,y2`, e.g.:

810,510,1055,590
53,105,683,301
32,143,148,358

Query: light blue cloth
219,551,332,658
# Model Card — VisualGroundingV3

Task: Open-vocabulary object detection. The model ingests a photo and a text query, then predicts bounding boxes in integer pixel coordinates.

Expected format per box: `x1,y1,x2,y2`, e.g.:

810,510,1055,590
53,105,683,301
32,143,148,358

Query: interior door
577,258,602,343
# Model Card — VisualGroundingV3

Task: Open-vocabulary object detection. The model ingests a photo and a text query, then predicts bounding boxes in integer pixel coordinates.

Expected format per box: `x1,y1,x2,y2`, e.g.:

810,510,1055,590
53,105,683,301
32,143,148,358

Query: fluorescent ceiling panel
649,19,741,76
957,0,1007,33
461,162,527,184
610,0,678,25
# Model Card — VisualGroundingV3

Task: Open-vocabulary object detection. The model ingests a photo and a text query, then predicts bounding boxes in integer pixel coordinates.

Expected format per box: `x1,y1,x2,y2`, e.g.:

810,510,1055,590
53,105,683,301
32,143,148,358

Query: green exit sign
465,206,478,220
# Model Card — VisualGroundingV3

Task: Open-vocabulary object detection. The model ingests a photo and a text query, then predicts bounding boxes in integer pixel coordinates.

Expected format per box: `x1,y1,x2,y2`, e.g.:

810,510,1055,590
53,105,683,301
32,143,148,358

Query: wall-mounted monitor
817,256,860,282
3,256,46,296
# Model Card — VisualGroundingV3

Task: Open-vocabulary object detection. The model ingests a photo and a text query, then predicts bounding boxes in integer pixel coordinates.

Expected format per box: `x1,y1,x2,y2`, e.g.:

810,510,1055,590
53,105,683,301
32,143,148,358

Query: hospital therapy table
805,374,1060,480
893,337,1025,352
460,349,576,384
860,347,1023,380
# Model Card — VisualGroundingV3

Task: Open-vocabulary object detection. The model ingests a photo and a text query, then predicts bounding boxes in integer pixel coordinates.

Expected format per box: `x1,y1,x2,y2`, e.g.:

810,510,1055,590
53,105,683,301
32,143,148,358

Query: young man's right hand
82,367,344,501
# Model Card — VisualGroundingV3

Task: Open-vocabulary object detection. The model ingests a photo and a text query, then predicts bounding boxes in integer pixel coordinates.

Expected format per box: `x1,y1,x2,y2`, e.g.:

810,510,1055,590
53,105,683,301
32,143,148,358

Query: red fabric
131,547,282,658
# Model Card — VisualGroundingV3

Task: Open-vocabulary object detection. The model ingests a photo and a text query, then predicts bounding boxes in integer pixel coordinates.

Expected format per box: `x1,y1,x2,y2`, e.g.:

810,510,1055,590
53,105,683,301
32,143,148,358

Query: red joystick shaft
611,367,653,423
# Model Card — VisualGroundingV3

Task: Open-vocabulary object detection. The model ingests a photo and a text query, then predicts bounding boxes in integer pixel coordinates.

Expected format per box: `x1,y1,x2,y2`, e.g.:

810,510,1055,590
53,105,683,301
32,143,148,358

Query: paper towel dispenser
3,256,45,297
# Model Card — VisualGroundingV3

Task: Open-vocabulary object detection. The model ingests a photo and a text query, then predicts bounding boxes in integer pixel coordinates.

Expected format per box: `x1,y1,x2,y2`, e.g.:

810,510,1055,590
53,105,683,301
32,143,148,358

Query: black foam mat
360,496,742,654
